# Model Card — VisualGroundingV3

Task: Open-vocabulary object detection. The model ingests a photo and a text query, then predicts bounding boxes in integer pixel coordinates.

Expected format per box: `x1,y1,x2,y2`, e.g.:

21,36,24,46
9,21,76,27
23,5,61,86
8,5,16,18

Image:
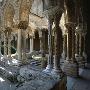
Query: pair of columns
4,30,12,59
63,23,79,77
44,14,63,75
17,29,27,64
75,31,87,68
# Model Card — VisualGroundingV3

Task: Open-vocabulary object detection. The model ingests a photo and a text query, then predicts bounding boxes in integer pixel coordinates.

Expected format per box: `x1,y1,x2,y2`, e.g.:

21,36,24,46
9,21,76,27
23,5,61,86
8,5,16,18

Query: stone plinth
63,60,78,77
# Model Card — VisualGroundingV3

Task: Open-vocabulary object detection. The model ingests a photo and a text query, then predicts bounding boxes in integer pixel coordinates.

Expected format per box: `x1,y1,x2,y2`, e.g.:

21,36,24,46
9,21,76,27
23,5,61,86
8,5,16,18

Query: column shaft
17,29,22,61
47,19,53,67
75,33,79,55
67,28,72,60
4,33,7,58
8,34,11,58
30,37,33,53
62,34,67,59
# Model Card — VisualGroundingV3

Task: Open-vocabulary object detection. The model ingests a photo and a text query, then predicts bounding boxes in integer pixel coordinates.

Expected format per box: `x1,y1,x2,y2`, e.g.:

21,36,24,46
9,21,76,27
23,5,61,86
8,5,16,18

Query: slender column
72,27,76,62
22,31,27,64
52,15,63,74
82,33,87,61
39,31,45,57
66,26,72,60
4,32,7,59
8,33,11,58
0,36,2,59
30,37,34,53
62,34,67,60
79,33,82,56
75,33,79,56
43,17,53,73
17,29,22,61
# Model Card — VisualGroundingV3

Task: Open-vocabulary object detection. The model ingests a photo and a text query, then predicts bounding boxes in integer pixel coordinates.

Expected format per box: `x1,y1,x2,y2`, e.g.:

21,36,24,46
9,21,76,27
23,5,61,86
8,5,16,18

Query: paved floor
67,68,90,90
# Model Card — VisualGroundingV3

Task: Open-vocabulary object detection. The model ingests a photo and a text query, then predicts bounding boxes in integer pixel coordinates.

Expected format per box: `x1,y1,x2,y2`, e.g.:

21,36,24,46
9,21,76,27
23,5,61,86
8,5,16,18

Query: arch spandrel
19,0,33,22
4,3,15,28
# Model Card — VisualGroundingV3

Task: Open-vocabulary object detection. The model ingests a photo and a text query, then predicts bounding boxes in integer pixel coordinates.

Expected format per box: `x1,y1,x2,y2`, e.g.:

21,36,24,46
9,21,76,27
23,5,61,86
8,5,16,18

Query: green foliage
1,45,16,55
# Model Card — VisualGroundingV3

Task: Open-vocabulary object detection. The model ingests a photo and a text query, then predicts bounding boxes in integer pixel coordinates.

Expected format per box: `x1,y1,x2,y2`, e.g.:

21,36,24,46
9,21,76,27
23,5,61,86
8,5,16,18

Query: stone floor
67,68,90,90
0,54,90,90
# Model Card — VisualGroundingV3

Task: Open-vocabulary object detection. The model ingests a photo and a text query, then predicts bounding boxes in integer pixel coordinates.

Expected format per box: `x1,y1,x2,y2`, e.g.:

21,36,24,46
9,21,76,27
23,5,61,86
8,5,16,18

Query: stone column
0,35,2,59
30,37,34,53
77,32,85,68
63,23,78,77
51,15,63,75
22,31,27,64
43,17,53,73
75,32,79,57
82,33,87,62
8,32,12,59
4,32,7,59
79,33,82,56
39,31,45,57
17,29,22,61
62,34,67,60
66,25,72,60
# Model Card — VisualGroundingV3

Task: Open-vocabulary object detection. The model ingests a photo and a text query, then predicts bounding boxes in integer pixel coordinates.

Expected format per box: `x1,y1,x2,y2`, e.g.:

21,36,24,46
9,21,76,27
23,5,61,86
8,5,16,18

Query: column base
75,56,85,68
43,65,53,73
63,60,79,77
51,68,63,76
61,52,66,60
83,52,87,62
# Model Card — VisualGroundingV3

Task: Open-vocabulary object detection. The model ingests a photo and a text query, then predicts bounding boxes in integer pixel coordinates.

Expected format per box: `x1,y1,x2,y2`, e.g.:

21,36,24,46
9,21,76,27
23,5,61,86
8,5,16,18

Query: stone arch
34,30,40,51
4,3,15,28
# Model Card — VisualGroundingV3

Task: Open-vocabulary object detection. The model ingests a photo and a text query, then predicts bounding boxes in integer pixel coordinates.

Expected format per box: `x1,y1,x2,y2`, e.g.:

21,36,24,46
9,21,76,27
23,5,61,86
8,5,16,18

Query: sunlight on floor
0,77,5,82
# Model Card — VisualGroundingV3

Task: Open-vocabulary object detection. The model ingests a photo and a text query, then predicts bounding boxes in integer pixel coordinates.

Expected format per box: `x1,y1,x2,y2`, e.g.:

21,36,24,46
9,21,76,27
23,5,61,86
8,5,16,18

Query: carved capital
18,21,28,29
44,6,63,21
